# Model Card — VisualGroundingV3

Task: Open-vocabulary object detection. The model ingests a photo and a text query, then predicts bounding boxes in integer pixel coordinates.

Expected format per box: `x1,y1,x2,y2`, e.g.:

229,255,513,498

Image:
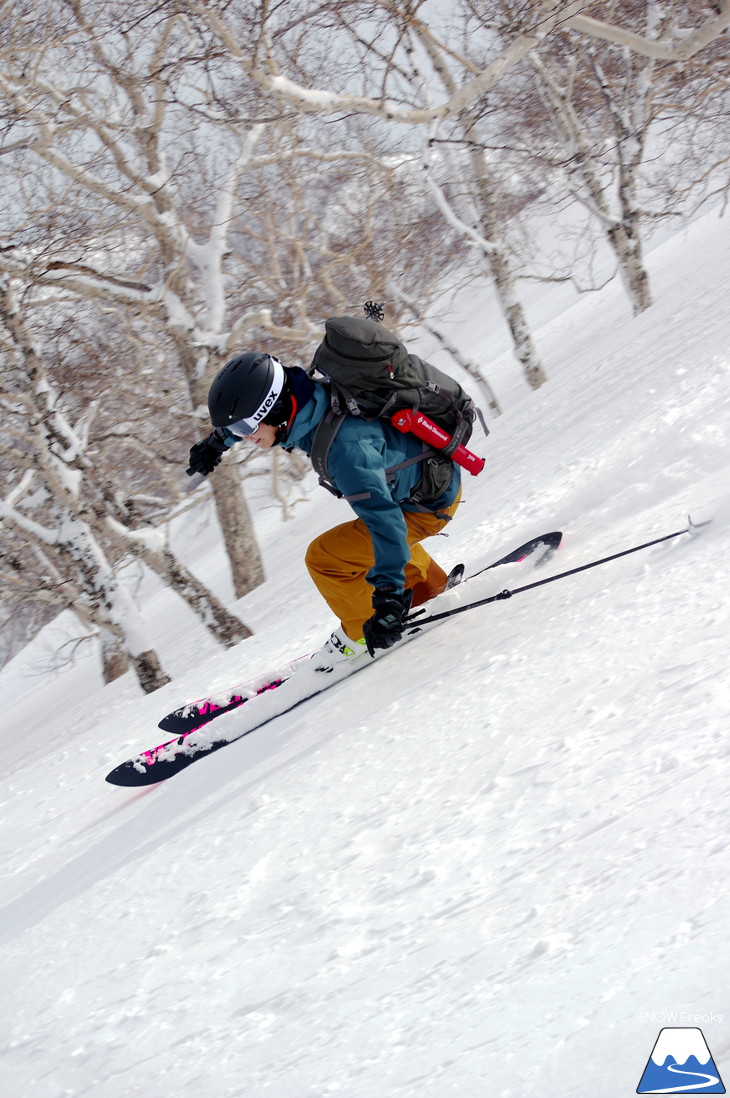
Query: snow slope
1,210,729,1098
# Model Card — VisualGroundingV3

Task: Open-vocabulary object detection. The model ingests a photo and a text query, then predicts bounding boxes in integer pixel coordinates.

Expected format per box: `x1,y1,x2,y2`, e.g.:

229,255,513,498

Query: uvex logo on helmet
249,388,278,425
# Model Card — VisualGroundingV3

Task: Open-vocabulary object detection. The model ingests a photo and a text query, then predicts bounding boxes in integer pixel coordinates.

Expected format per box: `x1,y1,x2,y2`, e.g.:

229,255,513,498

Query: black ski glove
187,430,228,477
362,587,413,657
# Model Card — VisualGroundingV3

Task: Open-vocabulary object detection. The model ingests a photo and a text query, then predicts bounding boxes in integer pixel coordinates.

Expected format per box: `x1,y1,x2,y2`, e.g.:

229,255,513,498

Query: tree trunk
100,628,129,683
528,50,653,321
132,649,171,694
158,547,252,643
390,281,502,415
57,527,172,694
208,461,266,598
412,24,548,395
481,232,548,391
466,133,548,391
186,344,266,599
607,220,653,315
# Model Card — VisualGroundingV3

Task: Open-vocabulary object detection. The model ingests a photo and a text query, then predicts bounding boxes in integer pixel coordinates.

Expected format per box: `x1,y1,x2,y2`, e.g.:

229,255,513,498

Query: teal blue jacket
280,385,461,592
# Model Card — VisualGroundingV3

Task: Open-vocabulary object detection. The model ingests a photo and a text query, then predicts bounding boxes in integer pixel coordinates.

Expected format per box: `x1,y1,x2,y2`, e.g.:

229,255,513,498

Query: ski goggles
227,356,286,437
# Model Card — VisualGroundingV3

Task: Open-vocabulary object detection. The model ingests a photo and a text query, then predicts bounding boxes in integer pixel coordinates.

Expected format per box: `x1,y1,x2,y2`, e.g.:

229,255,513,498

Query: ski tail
108,676,291,785
106,655,364,787
158,676,287,734
158,693,245,735
105,732,222,786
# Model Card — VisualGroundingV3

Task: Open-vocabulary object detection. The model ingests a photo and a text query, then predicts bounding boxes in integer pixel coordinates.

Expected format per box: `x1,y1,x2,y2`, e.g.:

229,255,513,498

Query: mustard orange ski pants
304,494,461,640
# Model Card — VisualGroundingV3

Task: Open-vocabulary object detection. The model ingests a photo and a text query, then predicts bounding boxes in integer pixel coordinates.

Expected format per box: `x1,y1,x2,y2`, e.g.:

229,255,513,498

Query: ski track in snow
1,211,729,1098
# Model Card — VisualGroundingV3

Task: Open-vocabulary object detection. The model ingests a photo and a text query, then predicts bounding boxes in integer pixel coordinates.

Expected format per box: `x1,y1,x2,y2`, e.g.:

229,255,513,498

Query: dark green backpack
309,315,484,507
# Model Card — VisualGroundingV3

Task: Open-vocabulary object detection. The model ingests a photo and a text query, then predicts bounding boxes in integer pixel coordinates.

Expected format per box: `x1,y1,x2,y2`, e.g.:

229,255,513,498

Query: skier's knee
305,534,329,579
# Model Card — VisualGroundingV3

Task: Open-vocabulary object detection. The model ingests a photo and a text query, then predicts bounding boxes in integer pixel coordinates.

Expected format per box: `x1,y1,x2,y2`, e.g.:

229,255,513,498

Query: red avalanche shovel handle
391,409,485,475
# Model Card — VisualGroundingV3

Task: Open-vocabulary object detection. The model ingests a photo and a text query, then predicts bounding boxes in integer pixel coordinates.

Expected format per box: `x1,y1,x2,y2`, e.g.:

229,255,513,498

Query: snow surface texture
1,210,729,1097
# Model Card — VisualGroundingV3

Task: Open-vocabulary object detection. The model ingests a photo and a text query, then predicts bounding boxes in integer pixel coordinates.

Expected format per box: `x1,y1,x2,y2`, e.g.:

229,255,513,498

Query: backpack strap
310,403,437,505
310,402,376,502
310,407,352,498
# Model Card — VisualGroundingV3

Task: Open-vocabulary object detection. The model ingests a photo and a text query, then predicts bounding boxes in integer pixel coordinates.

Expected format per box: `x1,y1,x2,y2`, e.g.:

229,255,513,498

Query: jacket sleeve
328,433,410,592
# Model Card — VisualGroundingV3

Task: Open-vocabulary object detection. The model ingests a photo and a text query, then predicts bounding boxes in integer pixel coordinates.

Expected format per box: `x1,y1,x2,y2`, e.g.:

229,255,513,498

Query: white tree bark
409,18,547,389
566,1,730,61
0,275,252,689
0,490,171,693
0,5,270,595
528,48,654,316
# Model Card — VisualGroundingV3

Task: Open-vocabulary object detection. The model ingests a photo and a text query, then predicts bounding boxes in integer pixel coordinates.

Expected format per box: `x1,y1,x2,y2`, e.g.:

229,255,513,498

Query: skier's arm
329,436,411,591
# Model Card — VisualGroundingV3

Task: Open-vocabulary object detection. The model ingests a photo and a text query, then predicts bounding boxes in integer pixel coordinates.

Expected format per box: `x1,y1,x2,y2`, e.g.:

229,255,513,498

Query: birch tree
191,0,729,377
408,14,548,389
0,0,277,596
523,0,730,315
0,277,172,693
0,271,259,679
187,0,548,389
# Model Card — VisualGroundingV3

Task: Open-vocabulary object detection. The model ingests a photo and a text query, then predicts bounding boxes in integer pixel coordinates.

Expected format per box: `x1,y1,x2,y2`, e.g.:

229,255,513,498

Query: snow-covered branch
3,469,35,508
0,493,59,545
566,1,730,62
424,170,497,256
194,0,591,125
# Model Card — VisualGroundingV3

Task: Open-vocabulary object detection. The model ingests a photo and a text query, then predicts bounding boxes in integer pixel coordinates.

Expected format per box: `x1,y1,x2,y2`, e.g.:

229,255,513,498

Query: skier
188,351,462,665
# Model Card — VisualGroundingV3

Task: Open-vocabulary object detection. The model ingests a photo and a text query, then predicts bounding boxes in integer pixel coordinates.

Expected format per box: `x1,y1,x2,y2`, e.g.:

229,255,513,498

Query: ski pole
407,516,711,628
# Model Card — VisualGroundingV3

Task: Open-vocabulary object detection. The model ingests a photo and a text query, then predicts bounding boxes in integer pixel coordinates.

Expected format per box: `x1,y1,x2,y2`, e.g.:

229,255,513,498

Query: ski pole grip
391,409,485,476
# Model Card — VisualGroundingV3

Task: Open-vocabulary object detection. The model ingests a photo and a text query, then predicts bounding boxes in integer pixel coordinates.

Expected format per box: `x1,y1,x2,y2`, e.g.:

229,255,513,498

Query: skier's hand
186,431,228,477
362,587,413,657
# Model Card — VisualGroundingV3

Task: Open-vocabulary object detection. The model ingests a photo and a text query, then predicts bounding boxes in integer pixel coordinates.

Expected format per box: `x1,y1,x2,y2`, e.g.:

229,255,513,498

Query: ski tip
687,514,712,537
539,530,563,561
515,531,563,567
158,693,249,733
105,733,225,786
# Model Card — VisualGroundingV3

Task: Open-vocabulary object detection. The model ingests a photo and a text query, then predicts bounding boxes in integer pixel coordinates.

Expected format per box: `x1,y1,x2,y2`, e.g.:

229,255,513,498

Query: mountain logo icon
637,1027,725,1093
